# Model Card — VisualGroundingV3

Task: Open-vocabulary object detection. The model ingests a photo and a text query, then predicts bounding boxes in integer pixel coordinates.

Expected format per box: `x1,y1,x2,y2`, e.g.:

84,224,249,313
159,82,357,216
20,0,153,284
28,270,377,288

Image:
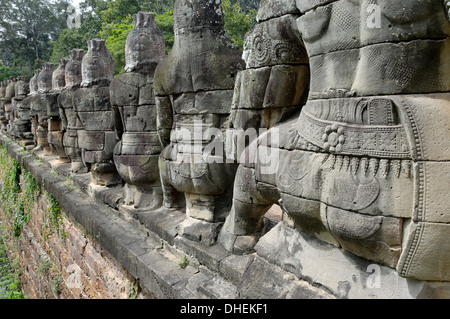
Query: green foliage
0,148,21,208
177,255,189,269
0,0,71,77
0,235,26,299
155,9,175,55
138,0,175,14
43,190,66,241
0,62,28,82
37,259,52,276
100,22,133,76
127,280,140,299
0,146,40,238
222,0,257,50
3,0,258,79
49,29,87,63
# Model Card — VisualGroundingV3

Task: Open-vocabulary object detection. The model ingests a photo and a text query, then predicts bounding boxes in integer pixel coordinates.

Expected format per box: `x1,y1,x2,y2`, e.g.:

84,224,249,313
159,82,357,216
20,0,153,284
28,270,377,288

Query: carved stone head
5,76,17,100
125,12,165,73
65,49,84,88
81,39,114,87
14,76,29,96
0,82,6,99
52,58,69,91
37,63,55,94
29,69,41,95
174,0,225,32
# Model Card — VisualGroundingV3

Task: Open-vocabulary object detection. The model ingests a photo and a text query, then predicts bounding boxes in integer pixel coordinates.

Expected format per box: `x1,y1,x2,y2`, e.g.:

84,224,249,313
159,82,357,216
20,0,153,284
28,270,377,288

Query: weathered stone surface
9,76,32,140
154,0,243,227
65,49,84,88
52,59,69,92
299,0,450,97
257,0,300,22
254,223,449,298
112,11,165,209
244,14,308,69
177,217,223,247
125,11,165,73
219,0,450,284
45,58,70,159
398,221,450,281
238,254,334,299
58,49,87,172
81,39,114,88
154,1,244,95
73,39,119,185
297,0,450,56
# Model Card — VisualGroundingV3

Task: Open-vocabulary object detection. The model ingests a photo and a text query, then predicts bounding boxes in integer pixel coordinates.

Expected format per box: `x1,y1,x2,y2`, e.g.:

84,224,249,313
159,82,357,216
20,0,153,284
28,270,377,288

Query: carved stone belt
297,110,410,159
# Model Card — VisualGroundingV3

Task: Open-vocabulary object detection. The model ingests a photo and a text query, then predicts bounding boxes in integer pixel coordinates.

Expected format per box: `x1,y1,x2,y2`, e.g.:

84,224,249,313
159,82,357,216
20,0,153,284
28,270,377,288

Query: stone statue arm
112,104,123,141
59,107,68,132
156,95,174,148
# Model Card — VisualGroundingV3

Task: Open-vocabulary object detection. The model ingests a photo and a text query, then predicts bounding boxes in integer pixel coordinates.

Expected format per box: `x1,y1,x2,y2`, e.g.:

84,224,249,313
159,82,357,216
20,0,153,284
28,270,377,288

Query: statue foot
218,227,261,255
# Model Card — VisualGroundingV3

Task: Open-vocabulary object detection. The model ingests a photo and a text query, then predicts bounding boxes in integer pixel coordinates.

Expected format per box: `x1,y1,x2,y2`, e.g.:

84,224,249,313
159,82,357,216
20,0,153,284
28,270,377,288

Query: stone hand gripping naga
219,0,450,282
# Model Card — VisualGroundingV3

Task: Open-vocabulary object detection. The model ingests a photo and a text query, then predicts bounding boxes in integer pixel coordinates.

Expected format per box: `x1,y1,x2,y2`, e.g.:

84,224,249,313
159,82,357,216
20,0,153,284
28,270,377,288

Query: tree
222,0,257,50
44,0,258,78
230,0,260,11
0,0,70,76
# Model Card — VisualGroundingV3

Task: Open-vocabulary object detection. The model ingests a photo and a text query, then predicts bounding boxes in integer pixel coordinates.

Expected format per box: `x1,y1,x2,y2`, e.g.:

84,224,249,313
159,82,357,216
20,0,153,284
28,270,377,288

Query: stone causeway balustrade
0,0,449,299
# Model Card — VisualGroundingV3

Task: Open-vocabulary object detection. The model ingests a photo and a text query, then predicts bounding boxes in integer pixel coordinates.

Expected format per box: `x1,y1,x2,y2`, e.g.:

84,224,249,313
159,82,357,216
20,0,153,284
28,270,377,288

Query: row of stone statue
0,0,449,283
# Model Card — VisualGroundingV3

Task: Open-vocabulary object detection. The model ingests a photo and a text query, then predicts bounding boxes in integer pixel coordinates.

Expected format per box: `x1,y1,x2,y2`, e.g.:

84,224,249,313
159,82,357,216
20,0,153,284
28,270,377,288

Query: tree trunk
26,37,32,77
34,38,39,61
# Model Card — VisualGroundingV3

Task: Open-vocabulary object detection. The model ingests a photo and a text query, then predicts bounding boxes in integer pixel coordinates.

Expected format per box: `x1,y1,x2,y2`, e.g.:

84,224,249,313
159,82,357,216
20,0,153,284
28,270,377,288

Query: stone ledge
2,134,449,299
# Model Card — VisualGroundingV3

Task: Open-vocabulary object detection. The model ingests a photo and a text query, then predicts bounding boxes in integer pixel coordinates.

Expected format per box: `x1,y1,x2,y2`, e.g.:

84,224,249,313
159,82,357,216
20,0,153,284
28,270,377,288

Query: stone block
238,254,334,299
77,111,115,131
257,0,300,22
255,223,450,298
398,221,450,282
245,14,307,69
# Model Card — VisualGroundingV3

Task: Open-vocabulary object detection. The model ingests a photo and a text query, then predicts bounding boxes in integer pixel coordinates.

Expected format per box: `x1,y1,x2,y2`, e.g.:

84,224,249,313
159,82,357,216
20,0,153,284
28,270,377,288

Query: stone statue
0,81,7,133
226,1,310,165
2,77,18,134
10,76,32,144
75,39,120,186
29,63,55,153
58,49,88,173
47,58,69,158
19,70,41,147
154,0,244,245
219,0,450,283
111,12,166,210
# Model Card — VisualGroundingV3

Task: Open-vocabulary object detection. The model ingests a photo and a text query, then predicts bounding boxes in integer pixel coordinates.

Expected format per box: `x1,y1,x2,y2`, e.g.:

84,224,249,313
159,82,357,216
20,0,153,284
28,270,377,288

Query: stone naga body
219,0,450,282
111,11,166,210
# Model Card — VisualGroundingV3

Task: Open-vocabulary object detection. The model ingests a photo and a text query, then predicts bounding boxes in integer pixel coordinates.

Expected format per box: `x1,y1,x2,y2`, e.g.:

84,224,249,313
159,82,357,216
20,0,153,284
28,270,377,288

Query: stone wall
0,145,146,299
0,0,448,299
